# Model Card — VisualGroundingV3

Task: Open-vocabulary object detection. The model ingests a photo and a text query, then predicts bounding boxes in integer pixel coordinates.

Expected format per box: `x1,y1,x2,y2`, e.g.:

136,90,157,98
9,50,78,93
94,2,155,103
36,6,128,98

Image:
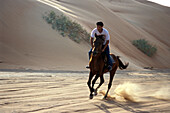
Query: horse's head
92,33,105,57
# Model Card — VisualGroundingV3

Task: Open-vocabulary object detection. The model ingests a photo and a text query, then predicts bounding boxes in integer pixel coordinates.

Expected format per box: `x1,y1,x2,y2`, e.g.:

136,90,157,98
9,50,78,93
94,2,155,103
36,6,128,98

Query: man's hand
102,49,105,52
92,45,94,49
102,40,109,52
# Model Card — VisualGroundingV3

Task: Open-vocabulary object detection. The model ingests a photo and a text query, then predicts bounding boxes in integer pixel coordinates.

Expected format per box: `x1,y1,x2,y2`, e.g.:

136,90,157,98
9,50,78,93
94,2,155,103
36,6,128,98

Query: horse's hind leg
87,71,94,99
104,71,116,99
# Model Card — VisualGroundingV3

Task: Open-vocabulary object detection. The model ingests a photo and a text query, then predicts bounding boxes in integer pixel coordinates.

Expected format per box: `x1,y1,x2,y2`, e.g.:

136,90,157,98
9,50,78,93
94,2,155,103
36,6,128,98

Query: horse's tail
117,56,129,70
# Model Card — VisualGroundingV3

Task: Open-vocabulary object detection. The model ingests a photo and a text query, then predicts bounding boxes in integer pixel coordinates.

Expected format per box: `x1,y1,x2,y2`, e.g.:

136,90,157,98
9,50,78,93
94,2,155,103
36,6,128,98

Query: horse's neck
90,55,104,69
92,55,102,62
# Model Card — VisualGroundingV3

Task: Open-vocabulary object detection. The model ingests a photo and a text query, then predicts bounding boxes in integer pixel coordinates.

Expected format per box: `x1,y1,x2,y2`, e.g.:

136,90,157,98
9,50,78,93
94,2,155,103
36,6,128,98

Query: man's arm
102,29,110,52
102,40,109,52
90,28,96,49
91,37,94,48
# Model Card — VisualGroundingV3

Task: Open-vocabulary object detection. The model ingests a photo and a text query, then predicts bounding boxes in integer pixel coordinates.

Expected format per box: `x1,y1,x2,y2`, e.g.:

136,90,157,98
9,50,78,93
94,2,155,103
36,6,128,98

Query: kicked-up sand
0,70,169,113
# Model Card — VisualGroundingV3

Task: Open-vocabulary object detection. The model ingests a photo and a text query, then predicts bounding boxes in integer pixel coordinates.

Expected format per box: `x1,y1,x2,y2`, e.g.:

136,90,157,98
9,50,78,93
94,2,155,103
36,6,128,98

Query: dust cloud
100,82,170,102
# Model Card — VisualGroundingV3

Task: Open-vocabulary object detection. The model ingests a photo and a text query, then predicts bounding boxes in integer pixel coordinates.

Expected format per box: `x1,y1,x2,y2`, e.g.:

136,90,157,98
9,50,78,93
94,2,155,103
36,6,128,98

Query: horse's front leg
92,74,99,96
94,74,104,96
87,71,94,99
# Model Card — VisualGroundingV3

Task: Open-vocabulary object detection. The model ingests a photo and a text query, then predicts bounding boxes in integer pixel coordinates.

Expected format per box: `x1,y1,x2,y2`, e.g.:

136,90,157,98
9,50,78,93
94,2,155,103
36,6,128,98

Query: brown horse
87,35,129,99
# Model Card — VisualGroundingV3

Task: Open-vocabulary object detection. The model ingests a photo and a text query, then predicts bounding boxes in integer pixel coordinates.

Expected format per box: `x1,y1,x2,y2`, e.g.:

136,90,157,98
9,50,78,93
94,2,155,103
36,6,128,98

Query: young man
87,21,113,71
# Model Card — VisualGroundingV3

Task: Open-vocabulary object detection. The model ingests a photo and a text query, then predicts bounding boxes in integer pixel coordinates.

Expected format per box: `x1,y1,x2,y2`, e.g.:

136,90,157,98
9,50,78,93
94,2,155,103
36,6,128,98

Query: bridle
92,35,105,56
92,49,102,55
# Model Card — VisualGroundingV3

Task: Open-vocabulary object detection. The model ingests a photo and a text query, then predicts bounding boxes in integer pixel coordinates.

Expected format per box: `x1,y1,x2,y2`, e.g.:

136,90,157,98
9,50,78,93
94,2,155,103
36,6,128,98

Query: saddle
102,52,109,68
102,52,115,68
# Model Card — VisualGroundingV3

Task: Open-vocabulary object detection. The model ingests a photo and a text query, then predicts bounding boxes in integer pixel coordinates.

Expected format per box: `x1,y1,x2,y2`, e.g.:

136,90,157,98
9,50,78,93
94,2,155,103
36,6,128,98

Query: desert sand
0,0,170,113
0,70,170,113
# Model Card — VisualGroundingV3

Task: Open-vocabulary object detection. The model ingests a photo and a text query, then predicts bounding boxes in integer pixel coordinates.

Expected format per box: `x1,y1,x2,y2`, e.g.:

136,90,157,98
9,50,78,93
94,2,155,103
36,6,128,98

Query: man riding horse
86,21,129,99
86,21,114,71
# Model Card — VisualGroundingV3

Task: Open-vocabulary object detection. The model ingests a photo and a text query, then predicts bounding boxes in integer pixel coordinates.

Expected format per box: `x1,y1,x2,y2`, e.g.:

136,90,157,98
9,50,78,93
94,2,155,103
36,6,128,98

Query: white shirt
91,28,110,45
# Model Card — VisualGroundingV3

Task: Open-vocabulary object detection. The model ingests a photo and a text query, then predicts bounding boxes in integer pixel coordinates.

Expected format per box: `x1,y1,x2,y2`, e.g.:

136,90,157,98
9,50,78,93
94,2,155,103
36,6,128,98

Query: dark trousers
88,45,113,66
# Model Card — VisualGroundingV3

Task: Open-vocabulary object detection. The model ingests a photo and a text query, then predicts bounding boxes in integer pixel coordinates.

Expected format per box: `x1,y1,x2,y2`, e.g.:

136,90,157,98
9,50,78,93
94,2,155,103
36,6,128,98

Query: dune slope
0,0,170,70
52,0,170,68
0,0,89,71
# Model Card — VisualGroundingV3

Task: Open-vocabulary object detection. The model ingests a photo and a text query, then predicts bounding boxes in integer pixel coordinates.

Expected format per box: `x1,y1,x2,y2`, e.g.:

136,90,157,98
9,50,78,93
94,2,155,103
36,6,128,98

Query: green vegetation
132,39,157,57
43,11,90,43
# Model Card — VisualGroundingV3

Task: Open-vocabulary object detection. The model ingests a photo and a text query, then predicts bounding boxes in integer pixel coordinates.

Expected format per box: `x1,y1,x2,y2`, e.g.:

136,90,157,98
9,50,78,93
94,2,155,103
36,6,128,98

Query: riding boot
86,66,90,69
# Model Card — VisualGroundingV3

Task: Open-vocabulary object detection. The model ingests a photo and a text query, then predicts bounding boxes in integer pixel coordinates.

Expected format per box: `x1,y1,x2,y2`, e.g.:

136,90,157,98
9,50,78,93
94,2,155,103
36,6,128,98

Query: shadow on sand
95,99,150,113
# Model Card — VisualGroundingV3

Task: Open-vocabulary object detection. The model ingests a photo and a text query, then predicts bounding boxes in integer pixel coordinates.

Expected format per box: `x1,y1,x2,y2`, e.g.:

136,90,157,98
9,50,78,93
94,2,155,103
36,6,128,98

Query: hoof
94,89,98,96
89,94,93,99
103,95,107,100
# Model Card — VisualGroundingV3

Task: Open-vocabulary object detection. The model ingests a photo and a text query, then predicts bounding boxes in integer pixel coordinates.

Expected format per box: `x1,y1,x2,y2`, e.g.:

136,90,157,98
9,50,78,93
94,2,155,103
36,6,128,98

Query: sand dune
0,0,90,71
0,0,170,70
53,0,170,68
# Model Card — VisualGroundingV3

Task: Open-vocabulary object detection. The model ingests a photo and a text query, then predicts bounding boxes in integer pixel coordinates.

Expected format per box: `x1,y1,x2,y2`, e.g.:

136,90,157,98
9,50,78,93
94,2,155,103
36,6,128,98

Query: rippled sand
0,70,169,113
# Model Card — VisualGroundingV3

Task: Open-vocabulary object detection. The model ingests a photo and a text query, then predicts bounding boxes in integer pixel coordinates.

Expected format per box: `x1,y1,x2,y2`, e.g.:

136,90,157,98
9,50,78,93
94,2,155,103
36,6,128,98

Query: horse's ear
95,33,97,38
99,35,105,41
101,38,104,42
102,35,105,41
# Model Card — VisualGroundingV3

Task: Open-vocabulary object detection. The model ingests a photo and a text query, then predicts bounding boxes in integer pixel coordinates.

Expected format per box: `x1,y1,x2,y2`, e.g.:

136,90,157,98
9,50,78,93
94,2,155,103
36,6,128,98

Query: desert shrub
132,39,157,57
43,11,90,43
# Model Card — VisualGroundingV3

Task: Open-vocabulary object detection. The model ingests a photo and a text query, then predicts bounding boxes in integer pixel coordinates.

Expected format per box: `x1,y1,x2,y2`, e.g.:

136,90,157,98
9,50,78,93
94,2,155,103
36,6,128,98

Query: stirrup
108,65,112,71
86,66,90,69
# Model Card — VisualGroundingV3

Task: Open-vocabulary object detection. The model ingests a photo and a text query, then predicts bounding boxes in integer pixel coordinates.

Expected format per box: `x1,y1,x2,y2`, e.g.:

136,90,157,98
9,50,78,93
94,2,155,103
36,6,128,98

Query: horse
87,34,129,99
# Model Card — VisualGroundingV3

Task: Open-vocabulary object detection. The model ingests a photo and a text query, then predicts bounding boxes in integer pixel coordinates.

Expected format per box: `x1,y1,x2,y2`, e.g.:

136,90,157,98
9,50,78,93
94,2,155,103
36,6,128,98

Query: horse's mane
94,33,105,45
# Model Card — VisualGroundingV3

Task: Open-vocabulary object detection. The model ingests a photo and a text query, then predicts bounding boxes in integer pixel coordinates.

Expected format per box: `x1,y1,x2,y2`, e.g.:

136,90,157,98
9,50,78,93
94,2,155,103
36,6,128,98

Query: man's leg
86,48,92,69
105,46,113,71
88,48,92,60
